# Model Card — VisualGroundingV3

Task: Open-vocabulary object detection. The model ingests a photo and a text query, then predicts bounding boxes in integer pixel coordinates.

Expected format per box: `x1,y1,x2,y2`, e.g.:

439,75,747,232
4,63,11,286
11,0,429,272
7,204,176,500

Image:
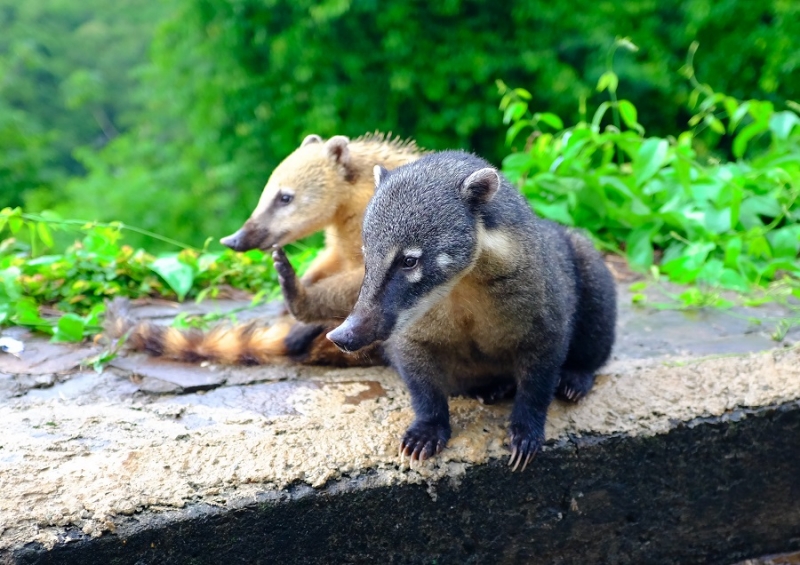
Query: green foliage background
2,0,798,247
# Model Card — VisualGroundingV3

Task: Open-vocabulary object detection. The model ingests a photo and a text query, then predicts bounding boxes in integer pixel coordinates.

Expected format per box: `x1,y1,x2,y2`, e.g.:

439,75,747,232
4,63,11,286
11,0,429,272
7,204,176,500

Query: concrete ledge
2,290,799,564
8,400,800,565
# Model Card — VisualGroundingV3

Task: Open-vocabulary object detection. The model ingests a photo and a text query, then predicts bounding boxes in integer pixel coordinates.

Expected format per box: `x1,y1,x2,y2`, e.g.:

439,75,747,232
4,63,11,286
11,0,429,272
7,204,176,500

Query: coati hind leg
556,369,595,402
273,249,363,323
558,232,617,402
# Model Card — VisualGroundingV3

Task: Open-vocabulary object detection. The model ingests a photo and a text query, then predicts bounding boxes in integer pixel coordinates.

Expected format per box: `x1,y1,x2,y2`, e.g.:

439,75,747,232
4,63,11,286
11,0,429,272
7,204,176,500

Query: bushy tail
103,298,292,365
103,298,385,367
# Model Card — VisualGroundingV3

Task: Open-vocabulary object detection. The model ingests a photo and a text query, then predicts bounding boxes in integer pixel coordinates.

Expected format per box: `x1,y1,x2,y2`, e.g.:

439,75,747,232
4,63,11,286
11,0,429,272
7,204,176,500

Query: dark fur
328,151,617,469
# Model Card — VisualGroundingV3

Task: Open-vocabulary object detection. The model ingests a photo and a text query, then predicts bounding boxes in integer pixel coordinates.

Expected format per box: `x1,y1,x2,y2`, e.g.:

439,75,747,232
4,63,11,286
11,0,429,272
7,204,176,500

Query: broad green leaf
503,101,527,125
767,226,800,259
768,111,800,140
150,255,195,301
739,196,782,229
702,207,731,234
53,313,86,343
532,201,573,226
747,235,772,259
633,138,669,187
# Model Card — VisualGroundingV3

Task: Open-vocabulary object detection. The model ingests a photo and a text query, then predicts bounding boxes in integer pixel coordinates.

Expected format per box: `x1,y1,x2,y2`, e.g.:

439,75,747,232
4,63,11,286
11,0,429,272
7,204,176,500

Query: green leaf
597,71,618,93
719,269,749,292
768,111,800,140
37,222,55,248
503,101,527,125
617,100,638,130
704,115,726,135
53,313,86,343
150,256,195,301
724,237,742,268
535,112,564,130
532,201,574,226
633,138,669,187
505,120,530,146
8,216,23,234
626,224,658,269
733,120,768,159
767,226,800,259
729,102,751,132
748,235,772,259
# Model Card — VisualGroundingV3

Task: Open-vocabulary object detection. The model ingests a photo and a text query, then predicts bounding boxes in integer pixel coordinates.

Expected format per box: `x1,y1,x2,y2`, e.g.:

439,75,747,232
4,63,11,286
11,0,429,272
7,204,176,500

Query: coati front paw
507,421,544,472
272,249,304,313
400,421,451,463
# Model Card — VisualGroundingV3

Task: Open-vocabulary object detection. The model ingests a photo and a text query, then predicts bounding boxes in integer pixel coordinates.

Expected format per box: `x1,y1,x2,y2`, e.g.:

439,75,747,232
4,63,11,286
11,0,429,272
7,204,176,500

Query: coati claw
507,423,543,472
400,421,450,463
557,370,596,403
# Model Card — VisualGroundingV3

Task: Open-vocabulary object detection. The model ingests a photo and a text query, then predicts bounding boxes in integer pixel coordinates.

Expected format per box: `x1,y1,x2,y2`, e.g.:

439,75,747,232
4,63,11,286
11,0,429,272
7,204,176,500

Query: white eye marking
436,253,453,269
406,267,423,283
403,247,422,258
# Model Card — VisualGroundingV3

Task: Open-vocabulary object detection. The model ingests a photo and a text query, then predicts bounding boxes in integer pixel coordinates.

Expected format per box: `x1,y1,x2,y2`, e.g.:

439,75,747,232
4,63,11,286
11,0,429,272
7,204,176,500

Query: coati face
220,135,353,251
327,155,500,352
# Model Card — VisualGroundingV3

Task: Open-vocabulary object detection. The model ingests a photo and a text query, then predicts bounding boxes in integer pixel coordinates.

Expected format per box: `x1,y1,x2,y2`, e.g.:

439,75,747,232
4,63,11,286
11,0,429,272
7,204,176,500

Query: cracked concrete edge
2,344,800,555
6,399,800,565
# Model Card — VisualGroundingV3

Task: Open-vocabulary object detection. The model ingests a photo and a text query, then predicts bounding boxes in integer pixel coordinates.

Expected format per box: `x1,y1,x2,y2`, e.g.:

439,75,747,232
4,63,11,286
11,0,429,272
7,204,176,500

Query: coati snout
328,150,617,471
326,314,383,353
220,134,357,252
220,222,281,252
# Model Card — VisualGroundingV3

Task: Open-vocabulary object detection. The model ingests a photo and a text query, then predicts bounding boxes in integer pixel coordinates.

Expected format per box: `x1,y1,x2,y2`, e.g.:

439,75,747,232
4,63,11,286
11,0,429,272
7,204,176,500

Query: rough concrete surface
1,288,799,564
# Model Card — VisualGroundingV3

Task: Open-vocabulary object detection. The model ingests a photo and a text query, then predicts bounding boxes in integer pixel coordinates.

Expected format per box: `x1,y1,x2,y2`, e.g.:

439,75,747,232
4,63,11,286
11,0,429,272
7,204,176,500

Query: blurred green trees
0,0,174,207
2,0,798,247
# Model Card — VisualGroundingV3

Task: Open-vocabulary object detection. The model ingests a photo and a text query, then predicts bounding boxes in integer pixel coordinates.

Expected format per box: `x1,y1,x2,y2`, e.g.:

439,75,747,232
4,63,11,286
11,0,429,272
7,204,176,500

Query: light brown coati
327,151,617,470
106,133,422,366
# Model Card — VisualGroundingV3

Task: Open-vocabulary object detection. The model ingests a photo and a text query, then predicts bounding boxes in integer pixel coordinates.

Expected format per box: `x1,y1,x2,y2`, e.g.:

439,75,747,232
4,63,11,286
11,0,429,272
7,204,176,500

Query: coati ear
373,165,389,187
460,167,500,206
301,134,322,147
324,135,351,165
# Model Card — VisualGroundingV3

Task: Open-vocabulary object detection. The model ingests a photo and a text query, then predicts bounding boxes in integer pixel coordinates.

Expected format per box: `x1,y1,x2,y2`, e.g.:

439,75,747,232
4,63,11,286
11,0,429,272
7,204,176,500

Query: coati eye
402,256,419,269
278,192,294,205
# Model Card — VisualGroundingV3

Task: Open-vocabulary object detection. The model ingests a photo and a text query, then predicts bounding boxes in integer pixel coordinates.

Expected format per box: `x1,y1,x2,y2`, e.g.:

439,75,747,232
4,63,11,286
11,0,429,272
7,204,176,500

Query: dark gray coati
327,151,617,470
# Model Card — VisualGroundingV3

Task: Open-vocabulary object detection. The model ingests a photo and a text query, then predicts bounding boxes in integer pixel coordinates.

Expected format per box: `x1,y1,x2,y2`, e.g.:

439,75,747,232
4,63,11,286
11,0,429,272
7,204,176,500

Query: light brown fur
108,133,422,366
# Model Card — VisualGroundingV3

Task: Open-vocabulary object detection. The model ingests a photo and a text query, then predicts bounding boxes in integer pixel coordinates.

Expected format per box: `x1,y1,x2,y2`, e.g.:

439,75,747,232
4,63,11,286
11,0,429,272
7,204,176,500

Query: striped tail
103,298,384,367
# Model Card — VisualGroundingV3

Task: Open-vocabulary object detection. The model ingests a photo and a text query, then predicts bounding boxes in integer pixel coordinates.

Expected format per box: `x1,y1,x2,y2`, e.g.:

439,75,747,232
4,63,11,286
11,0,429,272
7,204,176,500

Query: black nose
327,315,374,353
220,229,245,251
326,324,356,352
